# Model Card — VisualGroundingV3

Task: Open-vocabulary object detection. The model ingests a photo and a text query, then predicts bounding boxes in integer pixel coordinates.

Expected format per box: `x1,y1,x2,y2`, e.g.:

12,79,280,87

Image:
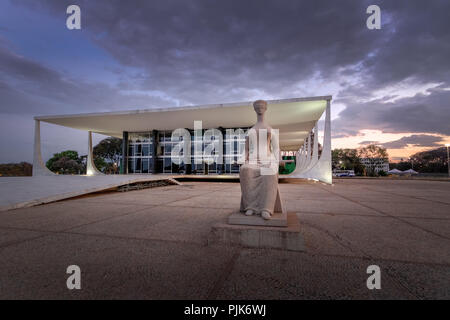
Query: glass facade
158,130,185,174
224,130,246,174
127,132,154,174
125,129,247,174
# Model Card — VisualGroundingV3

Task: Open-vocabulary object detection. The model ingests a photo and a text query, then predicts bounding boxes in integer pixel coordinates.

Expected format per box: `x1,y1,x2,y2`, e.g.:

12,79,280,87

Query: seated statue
239,100,281,220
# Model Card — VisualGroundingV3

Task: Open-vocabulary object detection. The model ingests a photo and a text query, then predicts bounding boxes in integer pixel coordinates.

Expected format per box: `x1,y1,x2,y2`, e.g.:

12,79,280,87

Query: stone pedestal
209,213,304,251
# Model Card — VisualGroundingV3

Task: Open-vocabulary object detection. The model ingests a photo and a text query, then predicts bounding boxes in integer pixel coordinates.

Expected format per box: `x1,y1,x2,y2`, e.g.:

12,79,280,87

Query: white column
319,99,332,183
296,144,306,173
86,131,103,175
304,122,319,172
303,132,312,170
300,133,312,173
32,120,56,176
287,99,332,184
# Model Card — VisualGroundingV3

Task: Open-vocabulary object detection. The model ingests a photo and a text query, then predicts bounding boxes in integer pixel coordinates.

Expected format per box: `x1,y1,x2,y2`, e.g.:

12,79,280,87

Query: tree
0,162,32,176
46,150,83,174
409,147,447,173
93,137,122,174
391,160,412,171
52,157,82,174
332,148,365,175
94,157,107,173
358,144,388,176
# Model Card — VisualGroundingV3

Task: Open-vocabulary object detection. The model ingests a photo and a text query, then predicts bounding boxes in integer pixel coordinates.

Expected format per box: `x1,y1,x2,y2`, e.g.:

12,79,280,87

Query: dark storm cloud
333,86,450,136
381,134,443,149
0,37,173,115
2,0,450,163
0,42,59,81
362,1,450,86
15,0,386,104
16,0,450,132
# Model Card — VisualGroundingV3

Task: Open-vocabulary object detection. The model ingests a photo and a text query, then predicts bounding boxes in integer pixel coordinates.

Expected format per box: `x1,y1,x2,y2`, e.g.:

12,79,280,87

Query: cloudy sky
1,0,449,163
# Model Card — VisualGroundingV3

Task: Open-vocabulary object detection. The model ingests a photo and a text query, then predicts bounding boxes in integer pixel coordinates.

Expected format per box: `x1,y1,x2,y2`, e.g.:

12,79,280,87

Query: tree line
44,137,123,174
333,144,449,175
390,147,449,173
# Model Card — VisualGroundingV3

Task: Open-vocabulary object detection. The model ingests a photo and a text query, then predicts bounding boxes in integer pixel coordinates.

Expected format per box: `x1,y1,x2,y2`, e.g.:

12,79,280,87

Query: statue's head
253,100,267,115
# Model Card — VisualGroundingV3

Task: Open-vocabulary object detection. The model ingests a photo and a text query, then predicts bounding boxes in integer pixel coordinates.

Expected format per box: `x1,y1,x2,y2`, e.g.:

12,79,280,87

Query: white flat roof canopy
35,96,331,151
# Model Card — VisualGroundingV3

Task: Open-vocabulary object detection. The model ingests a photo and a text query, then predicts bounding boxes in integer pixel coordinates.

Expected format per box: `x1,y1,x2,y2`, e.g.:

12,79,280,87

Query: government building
32,96,333,183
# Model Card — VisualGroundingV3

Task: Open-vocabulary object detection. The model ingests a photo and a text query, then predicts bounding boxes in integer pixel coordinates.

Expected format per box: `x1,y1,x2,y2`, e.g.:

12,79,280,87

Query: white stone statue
239,100,282,220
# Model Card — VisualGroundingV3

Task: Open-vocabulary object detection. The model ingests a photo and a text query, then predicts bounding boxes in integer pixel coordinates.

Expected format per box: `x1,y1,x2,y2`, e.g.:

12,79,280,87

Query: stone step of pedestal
209,213,304,251
228,209,288,227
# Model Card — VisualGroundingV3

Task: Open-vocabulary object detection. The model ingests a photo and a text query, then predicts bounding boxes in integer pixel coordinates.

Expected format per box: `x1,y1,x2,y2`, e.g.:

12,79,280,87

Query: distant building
359,157,389,174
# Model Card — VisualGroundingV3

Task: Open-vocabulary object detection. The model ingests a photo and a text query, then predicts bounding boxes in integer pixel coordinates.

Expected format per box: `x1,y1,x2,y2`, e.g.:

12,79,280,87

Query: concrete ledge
209,213,304,251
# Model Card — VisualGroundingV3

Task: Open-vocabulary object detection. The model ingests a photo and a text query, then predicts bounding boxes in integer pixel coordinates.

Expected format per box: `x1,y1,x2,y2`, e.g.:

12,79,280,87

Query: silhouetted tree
0,162,32,176
410,147,447,173
46,150,83,174
93,137,122,174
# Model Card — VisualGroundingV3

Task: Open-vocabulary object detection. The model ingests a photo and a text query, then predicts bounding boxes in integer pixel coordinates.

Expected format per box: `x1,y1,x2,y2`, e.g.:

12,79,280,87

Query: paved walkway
0,179,449,299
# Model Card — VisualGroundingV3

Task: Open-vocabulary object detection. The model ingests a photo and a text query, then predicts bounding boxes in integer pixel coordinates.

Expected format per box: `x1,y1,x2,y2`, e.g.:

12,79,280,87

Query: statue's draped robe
239,128,279,215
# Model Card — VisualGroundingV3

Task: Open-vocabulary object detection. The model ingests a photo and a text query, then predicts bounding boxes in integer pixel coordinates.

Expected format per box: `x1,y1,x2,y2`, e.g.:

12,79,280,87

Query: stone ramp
0,175,180,212
0,174,312,212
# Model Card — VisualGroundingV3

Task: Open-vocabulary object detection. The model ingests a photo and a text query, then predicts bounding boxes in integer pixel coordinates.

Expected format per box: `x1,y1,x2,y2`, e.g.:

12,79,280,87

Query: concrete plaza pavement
0,179,449,299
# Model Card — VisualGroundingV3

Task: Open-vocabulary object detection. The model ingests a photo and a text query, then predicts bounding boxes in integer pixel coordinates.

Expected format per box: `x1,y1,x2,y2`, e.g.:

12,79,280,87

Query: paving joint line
313,185,440,298
300,220,371,258
317,185,450,241
356,185,450,206
206,248,241,299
